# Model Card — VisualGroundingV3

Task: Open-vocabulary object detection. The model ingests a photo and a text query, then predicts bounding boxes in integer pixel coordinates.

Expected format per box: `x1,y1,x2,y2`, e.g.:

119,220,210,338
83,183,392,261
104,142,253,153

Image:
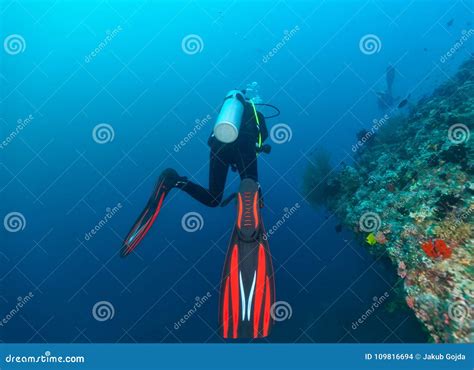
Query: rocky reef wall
304,57,473,343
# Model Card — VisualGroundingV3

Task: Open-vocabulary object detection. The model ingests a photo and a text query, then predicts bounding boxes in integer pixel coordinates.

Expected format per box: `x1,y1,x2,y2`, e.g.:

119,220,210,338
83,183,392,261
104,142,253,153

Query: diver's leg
218,141,275,338
235,138,258,181
121,157,226,256
178,146,229,207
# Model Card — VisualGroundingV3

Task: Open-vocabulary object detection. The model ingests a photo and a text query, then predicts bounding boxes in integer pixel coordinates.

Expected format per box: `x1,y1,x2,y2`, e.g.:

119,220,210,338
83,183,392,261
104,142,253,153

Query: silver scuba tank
213,90,245,143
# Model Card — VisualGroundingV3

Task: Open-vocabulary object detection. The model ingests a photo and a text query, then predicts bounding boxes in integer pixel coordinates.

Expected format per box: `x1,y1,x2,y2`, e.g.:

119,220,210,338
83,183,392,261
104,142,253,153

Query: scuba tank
213,88,279,154
213,90,245,143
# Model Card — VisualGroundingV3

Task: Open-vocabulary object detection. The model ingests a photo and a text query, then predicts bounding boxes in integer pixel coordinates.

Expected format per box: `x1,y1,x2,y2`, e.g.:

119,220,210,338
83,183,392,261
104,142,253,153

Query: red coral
421,240,436,257
421,239,452,259
434,239,452,258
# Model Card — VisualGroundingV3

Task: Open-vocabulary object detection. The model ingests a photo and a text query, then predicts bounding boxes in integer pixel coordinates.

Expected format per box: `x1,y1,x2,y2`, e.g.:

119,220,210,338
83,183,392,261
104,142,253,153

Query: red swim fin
120,177,169,257
219,179,275,339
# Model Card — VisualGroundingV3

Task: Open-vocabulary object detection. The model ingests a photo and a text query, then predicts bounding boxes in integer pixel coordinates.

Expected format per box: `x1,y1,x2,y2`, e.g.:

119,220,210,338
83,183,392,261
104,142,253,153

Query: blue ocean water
1,0,472,343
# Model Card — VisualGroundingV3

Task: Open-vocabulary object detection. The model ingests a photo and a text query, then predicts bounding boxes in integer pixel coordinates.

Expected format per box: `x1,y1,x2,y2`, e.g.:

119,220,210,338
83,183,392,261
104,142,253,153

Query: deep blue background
1,0,472,343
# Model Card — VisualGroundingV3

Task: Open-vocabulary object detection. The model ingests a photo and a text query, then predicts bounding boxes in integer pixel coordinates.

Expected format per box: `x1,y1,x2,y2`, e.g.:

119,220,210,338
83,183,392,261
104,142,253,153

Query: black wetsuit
178,102,268,207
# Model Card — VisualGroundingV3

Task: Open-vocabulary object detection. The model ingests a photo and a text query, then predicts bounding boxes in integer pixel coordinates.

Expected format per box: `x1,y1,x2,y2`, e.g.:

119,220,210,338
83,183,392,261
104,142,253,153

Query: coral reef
304,57,474,343
303,149,339,208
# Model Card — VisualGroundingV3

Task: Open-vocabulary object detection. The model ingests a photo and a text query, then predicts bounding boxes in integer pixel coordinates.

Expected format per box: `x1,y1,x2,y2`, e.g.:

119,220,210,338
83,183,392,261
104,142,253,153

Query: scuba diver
376,64,396,111
121,89,279,339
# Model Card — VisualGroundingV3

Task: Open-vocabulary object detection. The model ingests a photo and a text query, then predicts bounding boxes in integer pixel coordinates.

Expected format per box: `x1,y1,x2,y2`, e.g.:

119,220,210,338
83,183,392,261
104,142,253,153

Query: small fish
398,99,408,108
423,47,428,52
366,233,377,245
398,94,411,108
335,224,342,233
446,18,454,27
